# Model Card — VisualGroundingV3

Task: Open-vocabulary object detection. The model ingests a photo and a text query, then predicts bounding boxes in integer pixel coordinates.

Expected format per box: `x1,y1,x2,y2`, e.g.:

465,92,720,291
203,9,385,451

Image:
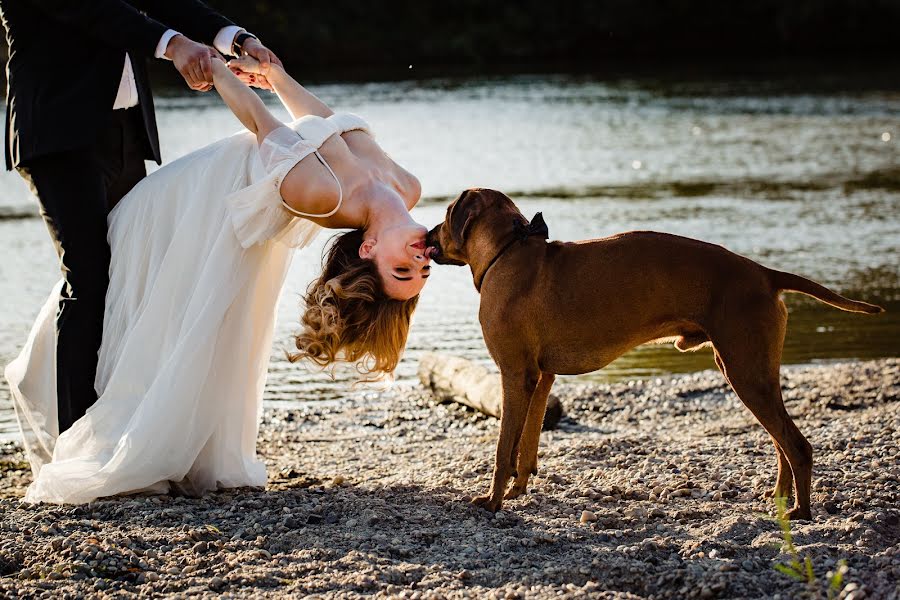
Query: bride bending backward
6,56,434,503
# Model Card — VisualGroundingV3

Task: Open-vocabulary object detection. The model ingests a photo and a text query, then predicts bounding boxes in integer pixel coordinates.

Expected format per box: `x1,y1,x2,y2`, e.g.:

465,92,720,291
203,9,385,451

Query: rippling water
1,72,898,436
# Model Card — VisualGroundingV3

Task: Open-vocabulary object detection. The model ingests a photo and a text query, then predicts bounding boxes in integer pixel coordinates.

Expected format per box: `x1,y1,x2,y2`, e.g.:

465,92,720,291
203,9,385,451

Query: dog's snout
425,225,441,246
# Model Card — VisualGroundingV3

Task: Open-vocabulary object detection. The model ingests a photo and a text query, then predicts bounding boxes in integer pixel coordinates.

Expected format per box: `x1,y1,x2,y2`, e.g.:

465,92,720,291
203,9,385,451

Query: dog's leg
712,303,813,520
472,369,538,512
505,372,556,500
716,350,793,502
726,368,812,519
764,440,795,501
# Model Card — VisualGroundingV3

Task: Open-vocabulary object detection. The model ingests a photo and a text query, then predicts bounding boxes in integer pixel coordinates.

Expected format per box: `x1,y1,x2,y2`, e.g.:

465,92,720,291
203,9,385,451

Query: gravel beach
1,358,897,599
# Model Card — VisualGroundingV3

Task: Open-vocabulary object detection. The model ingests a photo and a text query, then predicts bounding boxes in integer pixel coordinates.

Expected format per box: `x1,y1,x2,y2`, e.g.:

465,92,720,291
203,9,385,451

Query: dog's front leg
506,372,555,500
472,369,537,512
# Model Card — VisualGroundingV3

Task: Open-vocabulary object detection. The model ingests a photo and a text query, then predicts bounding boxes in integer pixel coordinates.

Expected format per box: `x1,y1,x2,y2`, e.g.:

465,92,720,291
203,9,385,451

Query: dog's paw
764,488,793,501
471,494,502,513
785,507,812,521
504,485,527,500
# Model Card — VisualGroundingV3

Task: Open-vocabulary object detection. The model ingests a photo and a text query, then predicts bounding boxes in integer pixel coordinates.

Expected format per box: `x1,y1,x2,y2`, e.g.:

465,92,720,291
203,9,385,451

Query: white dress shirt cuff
155,29,181,60
214,25,244,57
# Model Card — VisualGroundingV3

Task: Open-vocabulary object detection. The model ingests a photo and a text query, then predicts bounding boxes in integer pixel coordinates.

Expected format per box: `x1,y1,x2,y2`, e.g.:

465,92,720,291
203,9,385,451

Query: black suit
1,0,235,432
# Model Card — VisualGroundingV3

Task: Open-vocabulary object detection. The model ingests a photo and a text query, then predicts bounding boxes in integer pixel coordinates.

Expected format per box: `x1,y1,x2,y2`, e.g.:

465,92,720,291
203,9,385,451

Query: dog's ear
449,189,484,248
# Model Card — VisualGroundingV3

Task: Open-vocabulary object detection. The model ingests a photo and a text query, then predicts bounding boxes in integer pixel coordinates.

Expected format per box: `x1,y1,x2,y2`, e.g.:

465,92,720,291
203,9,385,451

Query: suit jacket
1,0,234,170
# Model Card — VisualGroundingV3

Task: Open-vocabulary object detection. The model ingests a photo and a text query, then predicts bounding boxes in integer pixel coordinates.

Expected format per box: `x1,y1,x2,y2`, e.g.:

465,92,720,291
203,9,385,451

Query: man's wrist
232,32,259,57
157,30,182,60
163,33,188,60
213,25,244,57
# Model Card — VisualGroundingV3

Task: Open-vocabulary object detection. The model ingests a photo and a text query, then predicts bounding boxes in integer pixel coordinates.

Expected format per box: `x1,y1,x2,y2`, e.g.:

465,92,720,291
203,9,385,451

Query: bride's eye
395,267,410,273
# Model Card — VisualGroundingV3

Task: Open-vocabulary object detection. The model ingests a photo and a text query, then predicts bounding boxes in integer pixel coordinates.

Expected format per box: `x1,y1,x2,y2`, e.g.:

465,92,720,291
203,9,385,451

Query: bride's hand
230,68,273,91
228,56,274,91
228,55,267,75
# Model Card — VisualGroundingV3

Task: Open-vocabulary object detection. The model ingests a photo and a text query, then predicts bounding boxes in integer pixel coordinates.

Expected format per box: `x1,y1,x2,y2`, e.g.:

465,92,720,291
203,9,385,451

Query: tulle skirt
6,127,320,503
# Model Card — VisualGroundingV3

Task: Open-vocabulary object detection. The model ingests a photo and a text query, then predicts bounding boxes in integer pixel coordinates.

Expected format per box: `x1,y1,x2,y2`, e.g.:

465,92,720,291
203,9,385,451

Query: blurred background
1,1,898,435
5,0,900,81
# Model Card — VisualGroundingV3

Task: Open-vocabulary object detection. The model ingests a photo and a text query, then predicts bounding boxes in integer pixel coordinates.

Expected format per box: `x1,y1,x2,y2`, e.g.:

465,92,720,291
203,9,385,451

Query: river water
1,71,898,437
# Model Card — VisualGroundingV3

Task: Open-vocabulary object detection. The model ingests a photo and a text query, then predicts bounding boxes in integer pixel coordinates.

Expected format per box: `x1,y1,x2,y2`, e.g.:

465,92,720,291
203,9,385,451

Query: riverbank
1,358,897,599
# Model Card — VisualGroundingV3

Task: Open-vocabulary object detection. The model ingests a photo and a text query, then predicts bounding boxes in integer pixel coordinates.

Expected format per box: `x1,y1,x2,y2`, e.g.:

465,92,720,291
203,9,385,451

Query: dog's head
425,188,520,266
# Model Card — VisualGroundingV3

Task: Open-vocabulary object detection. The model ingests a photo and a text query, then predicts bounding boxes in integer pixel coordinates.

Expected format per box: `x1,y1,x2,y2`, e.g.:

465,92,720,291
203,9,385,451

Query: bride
6,56,434,504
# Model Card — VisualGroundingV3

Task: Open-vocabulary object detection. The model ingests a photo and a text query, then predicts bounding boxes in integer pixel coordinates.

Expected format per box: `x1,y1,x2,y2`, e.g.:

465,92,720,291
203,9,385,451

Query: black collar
474,212,549,291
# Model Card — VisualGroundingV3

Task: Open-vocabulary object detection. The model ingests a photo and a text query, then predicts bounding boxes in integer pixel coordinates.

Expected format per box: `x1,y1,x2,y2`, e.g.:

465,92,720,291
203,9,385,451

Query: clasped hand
227,55,274,90
165,34,282,92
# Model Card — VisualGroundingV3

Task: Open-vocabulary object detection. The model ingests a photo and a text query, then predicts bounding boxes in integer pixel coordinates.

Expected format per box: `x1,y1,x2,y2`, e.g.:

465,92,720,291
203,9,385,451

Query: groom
1,1,281,433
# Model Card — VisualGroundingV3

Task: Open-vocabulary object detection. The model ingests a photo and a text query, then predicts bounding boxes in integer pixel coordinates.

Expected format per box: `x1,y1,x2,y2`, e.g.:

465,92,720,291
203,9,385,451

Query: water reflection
0,73,897,433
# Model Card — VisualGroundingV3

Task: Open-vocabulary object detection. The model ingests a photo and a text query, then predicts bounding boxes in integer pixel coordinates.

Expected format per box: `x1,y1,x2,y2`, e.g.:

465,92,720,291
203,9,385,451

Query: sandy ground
0,358,897,599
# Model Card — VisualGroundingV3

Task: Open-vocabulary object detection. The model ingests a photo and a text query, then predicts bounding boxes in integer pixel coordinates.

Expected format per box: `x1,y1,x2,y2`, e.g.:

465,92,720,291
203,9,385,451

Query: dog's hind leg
724,366,810,519
714,350,793,502
472,368,539,512
765,439,795,502
505,372,556,500
712,302,813,520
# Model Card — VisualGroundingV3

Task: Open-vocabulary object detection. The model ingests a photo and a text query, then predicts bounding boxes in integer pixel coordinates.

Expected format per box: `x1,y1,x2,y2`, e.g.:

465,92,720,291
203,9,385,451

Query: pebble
209,576,226,591
0,359,896,599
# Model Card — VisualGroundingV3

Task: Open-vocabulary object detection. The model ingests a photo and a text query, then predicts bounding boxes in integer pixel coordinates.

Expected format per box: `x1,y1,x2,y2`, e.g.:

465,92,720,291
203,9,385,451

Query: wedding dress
5,112,370,503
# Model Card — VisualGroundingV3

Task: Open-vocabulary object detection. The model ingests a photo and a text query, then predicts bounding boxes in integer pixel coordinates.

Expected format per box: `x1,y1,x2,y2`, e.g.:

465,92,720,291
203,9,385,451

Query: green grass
773,497,848,599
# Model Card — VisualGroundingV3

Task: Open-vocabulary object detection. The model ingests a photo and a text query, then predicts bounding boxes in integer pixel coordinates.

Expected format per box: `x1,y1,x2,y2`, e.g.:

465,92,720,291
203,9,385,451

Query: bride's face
359,223,433,300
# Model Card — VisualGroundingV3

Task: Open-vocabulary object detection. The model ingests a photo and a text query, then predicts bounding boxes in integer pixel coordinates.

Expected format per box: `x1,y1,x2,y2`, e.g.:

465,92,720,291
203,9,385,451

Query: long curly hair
289,229,419,380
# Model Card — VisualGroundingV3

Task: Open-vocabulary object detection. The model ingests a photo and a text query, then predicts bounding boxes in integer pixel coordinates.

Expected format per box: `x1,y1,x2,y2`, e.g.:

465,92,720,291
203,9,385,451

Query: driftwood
418,352,563,430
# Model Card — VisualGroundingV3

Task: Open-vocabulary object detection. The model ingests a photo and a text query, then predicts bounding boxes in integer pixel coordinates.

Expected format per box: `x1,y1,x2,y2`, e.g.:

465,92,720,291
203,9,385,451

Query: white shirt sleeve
154,29,181,60
213,25,244,57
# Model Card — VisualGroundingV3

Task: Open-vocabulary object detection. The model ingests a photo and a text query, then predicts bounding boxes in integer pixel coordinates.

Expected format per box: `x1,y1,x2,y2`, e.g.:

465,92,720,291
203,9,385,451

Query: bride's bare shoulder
397,167,422,209
279,159,341,217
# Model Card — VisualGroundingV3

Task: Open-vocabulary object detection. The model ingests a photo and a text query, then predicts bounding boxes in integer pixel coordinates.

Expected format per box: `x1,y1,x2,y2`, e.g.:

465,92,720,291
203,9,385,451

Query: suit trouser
17,106,148,434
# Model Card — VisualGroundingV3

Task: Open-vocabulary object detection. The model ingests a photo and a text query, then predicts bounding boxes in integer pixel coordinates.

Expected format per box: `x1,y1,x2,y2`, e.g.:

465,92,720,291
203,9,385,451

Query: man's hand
239,37,282,73
165,34,223,92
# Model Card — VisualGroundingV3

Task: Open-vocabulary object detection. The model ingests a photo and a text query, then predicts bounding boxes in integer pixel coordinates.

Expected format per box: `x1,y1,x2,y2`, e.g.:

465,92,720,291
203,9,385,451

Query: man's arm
29,0,168,57
140,0,233,48
145,1,283,86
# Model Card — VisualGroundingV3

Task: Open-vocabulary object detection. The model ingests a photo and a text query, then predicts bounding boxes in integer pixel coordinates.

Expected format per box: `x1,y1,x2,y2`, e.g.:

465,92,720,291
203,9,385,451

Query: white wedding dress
5,112,369,504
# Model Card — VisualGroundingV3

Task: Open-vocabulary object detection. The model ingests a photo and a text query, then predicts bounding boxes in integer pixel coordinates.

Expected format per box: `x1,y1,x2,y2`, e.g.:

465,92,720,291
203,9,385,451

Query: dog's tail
767,269,885,314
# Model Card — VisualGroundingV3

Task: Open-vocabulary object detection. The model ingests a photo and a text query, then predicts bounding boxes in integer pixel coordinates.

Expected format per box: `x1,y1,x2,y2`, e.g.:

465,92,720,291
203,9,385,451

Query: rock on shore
1,359,897,599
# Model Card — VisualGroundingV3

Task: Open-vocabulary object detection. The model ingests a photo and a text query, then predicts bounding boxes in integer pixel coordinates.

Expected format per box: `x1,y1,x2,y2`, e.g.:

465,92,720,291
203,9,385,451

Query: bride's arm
210,59,283,143
228,57,333,121
267,65,334,120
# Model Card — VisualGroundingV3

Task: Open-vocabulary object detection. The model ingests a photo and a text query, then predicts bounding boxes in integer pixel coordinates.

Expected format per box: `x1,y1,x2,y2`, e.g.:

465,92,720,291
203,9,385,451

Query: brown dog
425,188,884,519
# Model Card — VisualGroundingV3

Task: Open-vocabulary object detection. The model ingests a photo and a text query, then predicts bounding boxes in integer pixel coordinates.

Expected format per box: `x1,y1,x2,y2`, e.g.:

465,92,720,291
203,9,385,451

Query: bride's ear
358,237,376,259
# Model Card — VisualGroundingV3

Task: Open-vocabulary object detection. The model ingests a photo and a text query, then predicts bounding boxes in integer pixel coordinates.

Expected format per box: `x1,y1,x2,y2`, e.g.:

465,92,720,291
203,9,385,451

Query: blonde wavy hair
289,229,419,379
